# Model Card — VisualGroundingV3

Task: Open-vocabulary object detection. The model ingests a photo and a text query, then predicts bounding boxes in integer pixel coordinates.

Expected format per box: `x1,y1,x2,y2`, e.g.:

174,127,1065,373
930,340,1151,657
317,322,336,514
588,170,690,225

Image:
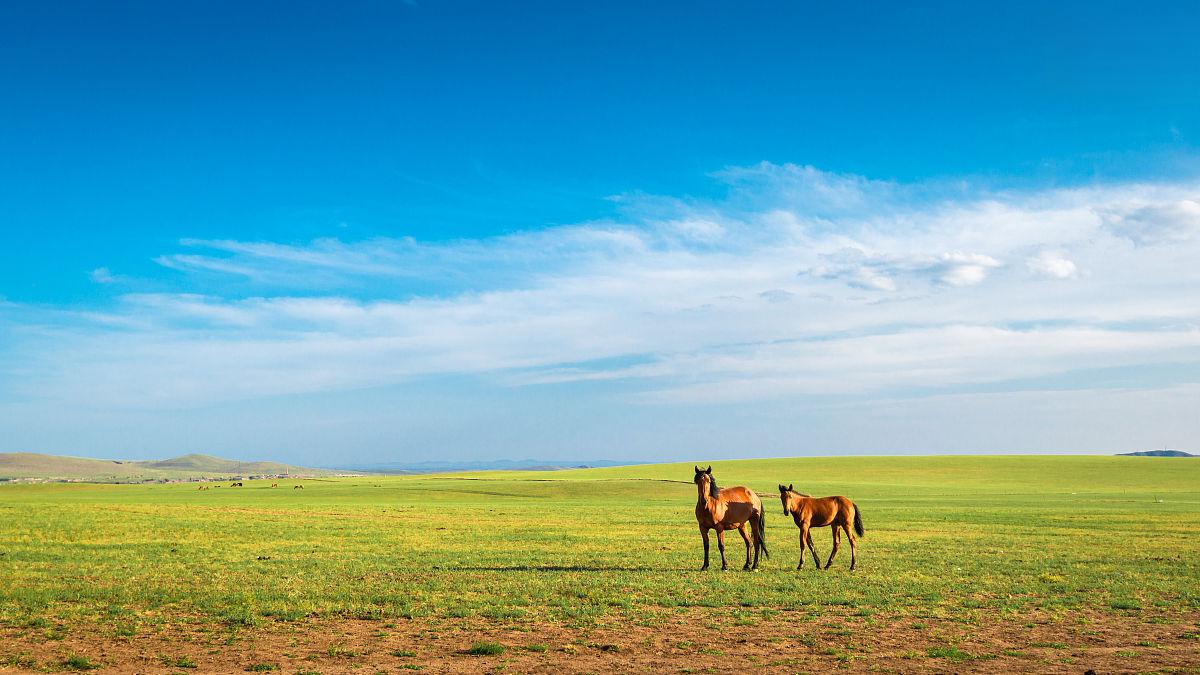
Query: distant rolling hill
1118,450,1195,457
0,452,339,482
137,453,309,474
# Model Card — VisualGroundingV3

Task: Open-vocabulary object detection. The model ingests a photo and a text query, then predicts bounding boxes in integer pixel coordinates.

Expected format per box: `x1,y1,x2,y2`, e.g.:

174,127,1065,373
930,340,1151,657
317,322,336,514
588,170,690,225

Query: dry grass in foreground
3,608,1198,673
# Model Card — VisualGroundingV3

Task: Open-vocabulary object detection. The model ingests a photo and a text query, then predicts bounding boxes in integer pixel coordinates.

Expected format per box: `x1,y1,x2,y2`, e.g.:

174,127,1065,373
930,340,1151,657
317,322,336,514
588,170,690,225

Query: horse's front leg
807,531,822,569
700,527,710,571
716,529,728,570
797,521,810,570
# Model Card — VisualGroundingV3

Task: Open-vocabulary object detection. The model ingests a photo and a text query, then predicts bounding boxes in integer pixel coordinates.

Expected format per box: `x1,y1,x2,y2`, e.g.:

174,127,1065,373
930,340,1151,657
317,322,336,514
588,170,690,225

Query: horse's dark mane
708,473,719,499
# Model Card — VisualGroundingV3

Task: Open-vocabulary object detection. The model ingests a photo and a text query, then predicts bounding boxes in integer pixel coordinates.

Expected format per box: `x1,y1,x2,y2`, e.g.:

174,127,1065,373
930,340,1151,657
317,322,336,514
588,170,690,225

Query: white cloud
5,164,1200,417
801,249,999,291
851,266,898,292
1104,199,1200,245
89,267,118,284
1026,251,1078,279
931,252,1002,287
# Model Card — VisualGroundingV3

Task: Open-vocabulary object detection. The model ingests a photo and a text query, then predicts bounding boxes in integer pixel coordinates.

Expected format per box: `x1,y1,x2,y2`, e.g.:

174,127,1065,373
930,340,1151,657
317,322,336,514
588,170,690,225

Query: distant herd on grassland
195,481,304,491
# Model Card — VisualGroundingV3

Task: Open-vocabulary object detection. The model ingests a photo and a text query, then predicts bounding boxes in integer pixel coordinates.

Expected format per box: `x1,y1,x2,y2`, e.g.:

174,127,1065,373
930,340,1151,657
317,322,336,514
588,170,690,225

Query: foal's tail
756,507,770,559
853,503,865,538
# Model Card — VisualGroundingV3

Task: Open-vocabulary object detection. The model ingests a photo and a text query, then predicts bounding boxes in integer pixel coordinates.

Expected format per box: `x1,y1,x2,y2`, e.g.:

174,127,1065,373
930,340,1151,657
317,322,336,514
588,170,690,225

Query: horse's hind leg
797,522,811,570
845,524,857,571
824,526,841,569
738,523,752,570
716,529,728,570
751,515,762,570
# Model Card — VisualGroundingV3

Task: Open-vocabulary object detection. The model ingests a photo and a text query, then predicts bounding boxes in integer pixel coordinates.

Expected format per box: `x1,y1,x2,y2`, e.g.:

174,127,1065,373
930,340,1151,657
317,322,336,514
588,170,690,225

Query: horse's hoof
700,565,708,571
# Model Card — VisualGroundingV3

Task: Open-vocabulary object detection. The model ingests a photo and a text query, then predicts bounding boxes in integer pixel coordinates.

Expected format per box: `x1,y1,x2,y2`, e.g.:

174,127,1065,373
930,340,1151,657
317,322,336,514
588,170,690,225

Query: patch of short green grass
466,642,505,656
326,645,358,658
162,655,197,668
62,654,101,671
926,646,974,662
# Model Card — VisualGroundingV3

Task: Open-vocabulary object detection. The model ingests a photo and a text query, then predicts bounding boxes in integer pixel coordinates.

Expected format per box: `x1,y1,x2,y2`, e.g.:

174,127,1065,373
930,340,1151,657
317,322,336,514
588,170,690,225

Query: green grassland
0,455,1197,636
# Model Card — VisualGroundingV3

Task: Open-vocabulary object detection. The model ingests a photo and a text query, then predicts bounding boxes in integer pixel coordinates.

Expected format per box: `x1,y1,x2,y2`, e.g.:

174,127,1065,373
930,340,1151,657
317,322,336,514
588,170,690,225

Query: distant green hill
0,452,337,482
1118,450,1194,457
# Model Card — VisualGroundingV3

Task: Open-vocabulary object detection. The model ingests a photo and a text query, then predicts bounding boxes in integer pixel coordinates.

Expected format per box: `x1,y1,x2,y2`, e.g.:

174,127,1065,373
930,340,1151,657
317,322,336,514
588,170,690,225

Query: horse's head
778,483,795,515
693,466,715,497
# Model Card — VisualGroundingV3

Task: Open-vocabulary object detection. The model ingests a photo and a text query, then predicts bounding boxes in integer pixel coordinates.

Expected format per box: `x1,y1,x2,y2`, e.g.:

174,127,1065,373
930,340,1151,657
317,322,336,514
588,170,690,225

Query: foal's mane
707,473,719,499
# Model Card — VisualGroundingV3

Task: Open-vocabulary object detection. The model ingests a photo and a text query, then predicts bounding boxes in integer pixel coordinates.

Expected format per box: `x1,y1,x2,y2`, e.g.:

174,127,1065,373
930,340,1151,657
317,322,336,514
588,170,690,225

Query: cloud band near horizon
2,163,1199,460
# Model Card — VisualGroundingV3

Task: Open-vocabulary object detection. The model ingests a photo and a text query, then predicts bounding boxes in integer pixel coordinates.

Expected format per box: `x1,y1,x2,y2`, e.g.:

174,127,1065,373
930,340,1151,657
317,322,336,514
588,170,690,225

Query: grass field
2,455,1198,672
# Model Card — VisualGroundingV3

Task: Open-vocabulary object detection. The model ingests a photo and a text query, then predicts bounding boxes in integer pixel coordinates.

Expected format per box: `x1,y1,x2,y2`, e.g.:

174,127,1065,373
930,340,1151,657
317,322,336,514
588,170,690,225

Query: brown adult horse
694,466,768,571
778,484,864,571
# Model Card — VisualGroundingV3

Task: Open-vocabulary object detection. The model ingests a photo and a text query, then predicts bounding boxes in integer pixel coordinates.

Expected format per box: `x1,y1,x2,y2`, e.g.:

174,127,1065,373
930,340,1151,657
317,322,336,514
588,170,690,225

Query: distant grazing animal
230,482,243,487
778,484,863,571
270,483,278,488
693,466,768,571
294,484,303,490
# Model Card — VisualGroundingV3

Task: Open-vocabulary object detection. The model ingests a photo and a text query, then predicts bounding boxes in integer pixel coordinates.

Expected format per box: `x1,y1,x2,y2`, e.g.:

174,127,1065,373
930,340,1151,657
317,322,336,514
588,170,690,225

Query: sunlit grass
0,456,1197,634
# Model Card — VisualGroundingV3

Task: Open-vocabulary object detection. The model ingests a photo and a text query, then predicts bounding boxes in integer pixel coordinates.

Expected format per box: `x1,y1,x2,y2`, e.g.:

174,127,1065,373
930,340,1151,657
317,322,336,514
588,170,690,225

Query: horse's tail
757,506,769,559
853,503,865,538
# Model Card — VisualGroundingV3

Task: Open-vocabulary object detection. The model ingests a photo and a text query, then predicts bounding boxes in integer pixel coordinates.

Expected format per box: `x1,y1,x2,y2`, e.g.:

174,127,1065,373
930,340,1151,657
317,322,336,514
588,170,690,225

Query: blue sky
2,1,1199,464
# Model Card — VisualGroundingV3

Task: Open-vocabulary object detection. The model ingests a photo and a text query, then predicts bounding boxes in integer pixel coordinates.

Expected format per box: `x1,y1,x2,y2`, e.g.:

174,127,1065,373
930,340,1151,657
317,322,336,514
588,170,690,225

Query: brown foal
778,483,864,571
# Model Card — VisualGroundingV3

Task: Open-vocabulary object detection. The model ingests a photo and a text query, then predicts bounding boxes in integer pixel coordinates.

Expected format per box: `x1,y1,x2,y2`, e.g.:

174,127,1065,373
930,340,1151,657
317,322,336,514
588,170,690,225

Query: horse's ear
788,483,793,491
694,465,699,473
706,466,712,473
778,484,785,492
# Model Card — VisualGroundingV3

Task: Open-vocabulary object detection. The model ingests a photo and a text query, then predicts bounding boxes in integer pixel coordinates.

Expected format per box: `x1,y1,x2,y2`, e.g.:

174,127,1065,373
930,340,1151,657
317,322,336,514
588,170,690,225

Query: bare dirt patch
3,609,1198,673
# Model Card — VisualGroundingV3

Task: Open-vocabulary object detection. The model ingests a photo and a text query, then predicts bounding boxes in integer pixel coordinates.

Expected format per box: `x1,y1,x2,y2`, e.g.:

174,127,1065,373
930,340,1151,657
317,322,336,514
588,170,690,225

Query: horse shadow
443,564,696,573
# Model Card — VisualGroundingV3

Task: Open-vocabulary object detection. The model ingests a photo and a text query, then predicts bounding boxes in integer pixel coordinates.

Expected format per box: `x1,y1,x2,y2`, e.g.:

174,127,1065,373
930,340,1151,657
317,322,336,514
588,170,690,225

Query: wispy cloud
89,267,121,284
5,164,1200,421
1026,250,1078,279
1104,199,1200,245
